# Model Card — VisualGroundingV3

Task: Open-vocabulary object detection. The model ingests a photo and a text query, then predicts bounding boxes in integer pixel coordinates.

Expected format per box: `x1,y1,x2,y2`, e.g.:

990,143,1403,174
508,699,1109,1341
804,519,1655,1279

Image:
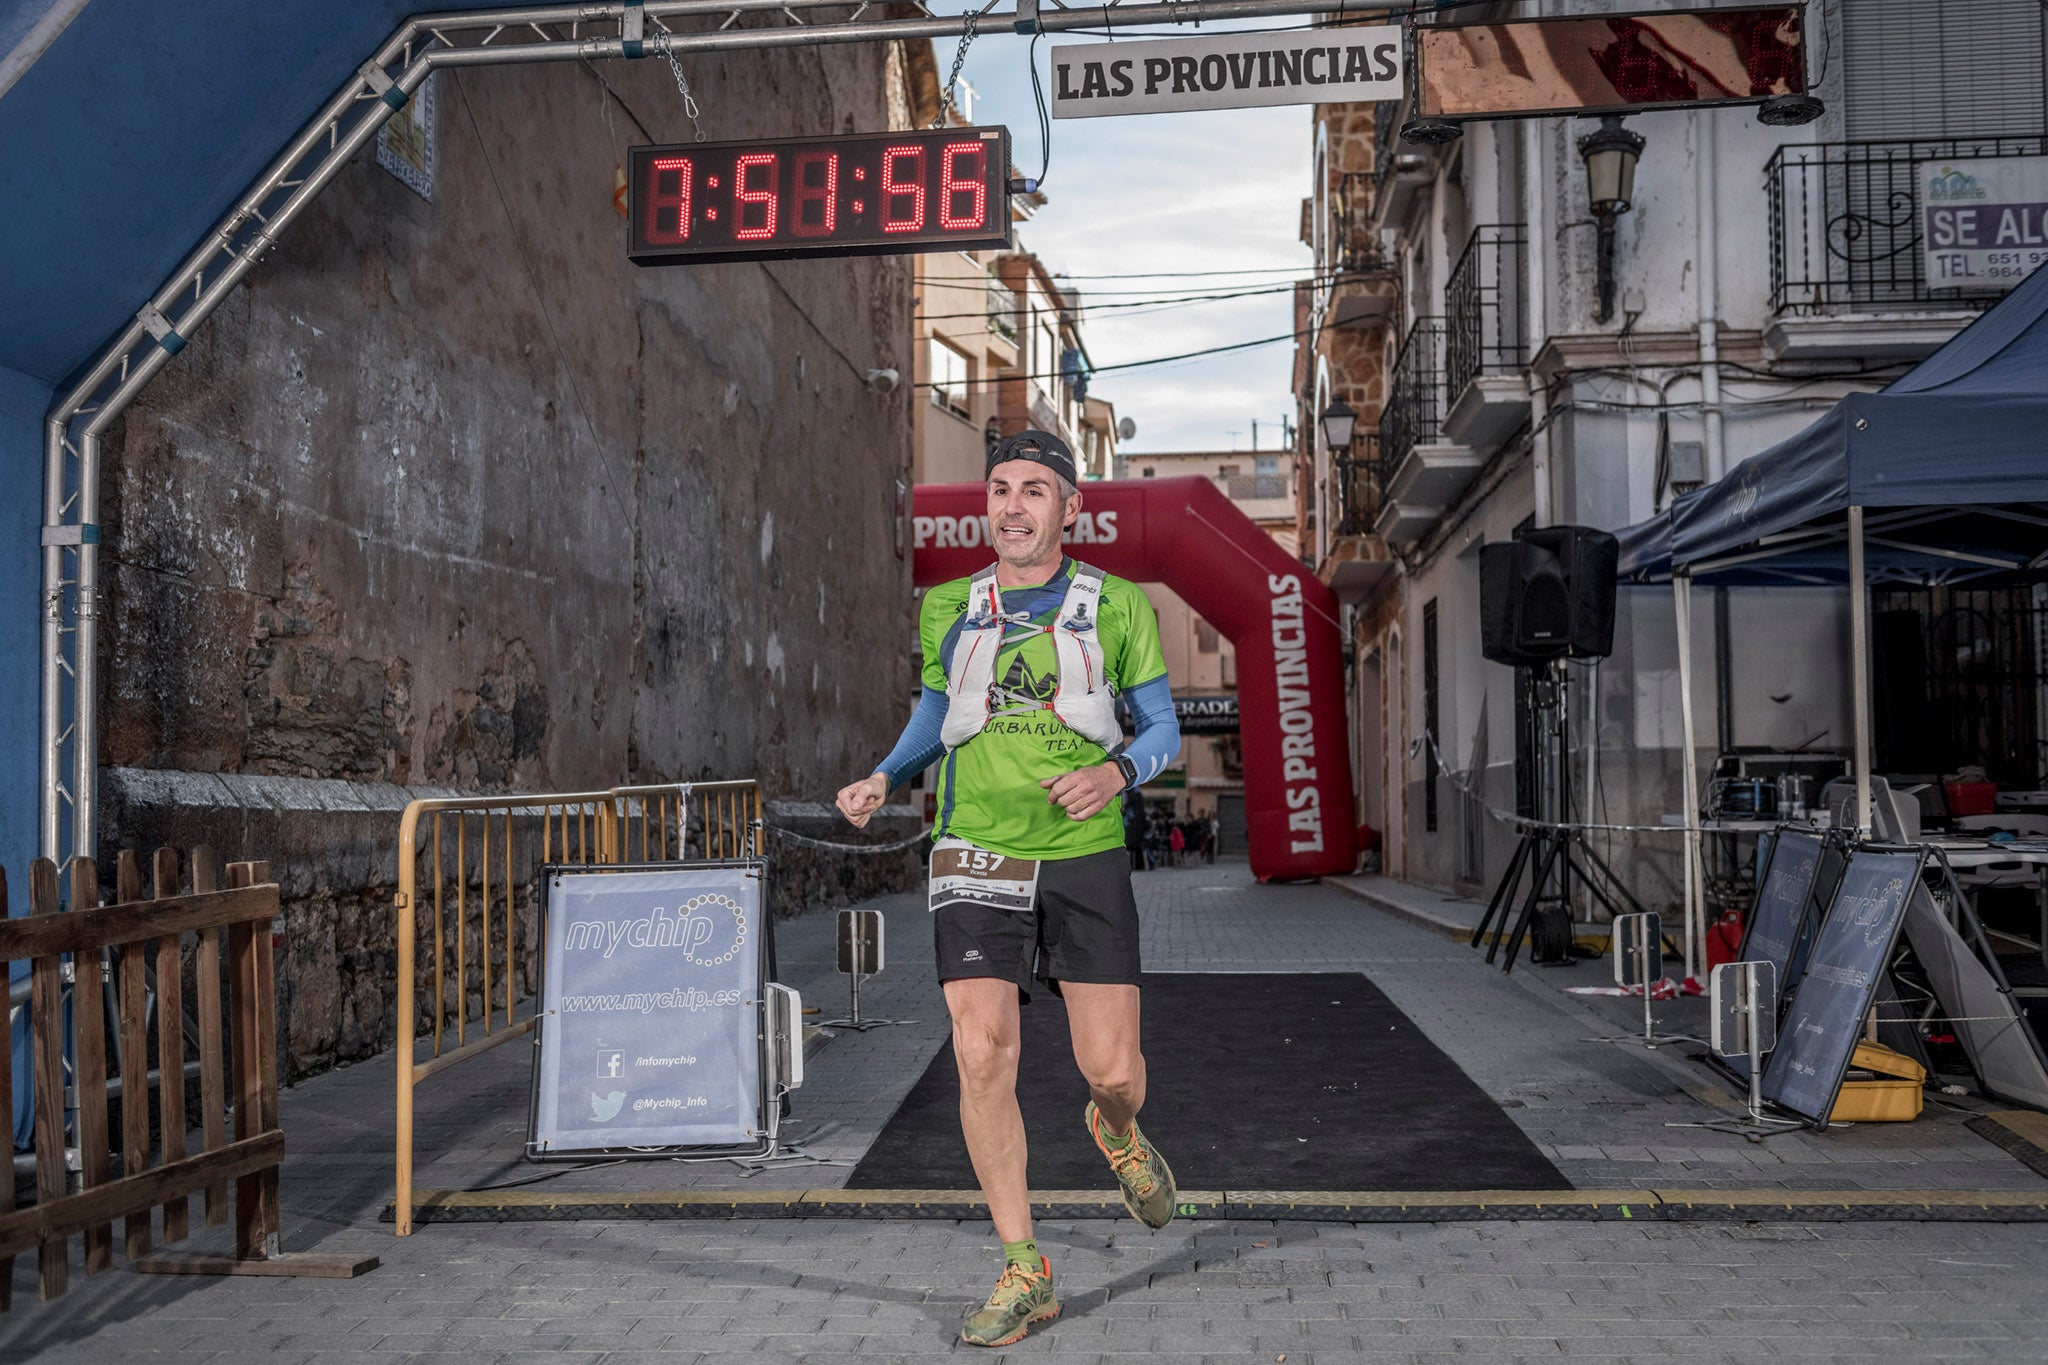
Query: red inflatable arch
912,477,1357,882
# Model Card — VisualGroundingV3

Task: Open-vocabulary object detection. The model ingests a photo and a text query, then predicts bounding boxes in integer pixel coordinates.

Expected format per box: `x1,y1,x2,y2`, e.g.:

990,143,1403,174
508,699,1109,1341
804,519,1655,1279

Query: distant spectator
1169,823,1186,867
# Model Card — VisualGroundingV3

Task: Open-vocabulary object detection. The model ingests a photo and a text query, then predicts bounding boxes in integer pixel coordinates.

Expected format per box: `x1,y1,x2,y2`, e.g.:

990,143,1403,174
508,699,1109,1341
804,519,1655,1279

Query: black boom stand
1471,660,1648,973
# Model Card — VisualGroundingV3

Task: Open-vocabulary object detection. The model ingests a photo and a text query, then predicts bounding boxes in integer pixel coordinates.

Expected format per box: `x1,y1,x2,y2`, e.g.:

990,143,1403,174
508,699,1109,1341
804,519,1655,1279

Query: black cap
987,429,1077,488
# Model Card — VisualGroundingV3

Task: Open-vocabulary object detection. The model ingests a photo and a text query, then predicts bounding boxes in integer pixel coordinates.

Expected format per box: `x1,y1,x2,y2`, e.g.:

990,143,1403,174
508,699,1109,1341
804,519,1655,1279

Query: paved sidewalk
5,864,2048,1362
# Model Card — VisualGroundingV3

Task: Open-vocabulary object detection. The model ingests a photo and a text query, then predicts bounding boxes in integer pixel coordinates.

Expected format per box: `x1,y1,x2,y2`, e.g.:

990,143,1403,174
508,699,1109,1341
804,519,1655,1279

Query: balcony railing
1767,136,2045,316
1329,170,1391,276
986,278,1018,340
1379,316,1446,468
1444,224,1527,402
1333,432,1385,537
1224,473,1290,502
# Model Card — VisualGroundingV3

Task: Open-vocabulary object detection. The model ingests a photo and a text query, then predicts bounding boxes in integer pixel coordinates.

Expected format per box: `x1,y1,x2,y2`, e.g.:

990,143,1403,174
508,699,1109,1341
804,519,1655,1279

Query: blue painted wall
0,365,45,881
1,363,49,1149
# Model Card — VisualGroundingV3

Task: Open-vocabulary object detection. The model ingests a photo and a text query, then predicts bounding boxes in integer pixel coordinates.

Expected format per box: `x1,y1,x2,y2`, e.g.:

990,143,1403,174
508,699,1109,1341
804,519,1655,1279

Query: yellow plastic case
1828,1041,1927,1123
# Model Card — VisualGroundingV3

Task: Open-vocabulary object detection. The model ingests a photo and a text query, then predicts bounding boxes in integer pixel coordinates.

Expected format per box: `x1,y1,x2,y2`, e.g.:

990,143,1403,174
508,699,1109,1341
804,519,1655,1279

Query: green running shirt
921,560,1167,862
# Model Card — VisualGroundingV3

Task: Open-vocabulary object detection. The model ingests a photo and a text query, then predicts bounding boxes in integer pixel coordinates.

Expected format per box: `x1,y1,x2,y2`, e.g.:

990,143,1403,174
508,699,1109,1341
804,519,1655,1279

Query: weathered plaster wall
94,46,928,1078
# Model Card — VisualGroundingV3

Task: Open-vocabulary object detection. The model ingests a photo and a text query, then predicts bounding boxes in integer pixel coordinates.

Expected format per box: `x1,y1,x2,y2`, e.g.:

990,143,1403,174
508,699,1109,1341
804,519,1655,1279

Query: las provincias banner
1049,27,1401,119
912,477,1357,883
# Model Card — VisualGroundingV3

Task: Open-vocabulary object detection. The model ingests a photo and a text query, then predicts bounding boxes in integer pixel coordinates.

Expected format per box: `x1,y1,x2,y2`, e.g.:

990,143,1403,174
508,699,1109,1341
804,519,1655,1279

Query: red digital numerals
733,153,778,240
940,142,987,230
793,151,838,238
880,145,926,233
639,133,998,255
644,156,692,244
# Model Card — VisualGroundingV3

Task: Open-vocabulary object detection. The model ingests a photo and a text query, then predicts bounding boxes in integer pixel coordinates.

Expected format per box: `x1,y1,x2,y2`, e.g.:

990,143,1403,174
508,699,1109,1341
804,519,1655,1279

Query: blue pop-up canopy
1614,262,2048,946
1620,259,2048,586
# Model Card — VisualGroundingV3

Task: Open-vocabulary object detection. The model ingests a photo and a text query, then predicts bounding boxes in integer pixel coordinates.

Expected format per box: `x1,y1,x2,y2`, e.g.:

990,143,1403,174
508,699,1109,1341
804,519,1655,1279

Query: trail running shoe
1085,1100,1178,1229
960,1255,1059,1347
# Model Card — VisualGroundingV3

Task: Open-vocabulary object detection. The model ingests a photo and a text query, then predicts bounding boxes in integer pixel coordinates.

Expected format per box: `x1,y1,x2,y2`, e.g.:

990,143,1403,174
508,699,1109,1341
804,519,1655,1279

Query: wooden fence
0,849,375,1307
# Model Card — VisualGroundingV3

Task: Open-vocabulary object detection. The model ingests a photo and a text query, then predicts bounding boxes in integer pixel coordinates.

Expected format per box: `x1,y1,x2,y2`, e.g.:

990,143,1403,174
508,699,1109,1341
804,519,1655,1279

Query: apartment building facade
911,219,1116,486
1298,0,2048,904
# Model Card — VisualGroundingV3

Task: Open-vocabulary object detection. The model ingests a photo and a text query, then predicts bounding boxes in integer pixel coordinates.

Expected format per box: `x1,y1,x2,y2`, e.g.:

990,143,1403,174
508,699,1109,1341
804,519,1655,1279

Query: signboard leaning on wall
530,863,772,1158
1921,156,2048,292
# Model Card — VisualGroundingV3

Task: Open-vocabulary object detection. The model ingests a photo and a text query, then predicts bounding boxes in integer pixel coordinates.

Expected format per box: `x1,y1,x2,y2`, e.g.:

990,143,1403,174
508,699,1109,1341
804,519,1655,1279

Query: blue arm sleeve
876,685,948,788
1118,675,1181,789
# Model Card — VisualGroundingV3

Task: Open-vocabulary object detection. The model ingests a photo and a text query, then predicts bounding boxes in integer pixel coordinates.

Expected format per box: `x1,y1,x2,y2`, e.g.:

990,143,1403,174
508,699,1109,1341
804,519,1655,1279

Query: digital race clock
627,126,1013,266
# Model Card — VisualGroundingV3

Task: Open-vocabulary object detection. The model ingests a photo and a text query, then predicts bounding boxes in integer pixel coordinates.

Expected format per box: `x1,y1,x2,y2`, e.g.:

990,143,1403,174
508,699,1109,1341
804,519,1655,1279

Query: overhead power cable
914,278,1314,322
913,323,1316,389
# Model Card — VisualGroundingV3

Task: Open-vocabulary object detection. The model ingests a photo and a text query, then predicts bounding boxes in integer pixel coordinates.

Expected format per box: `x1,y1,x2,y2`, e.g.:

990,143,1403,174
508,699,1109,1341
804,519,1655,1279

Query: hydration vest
939,562,1123,753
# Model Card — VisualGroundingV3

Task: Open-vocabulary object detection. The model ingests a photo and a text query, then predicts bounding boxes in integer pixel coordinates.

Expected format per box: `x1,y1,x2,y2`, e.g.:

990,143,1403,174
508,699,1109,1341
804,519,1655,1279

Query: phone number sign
1921,155,2048,292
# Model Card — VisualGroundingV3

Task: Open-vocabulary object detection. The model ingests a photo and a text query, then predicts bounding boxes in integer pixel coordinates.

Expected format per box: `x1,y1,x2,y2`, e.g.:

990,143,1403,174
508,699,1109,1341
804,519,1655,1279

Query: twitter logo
590,1090,627,1122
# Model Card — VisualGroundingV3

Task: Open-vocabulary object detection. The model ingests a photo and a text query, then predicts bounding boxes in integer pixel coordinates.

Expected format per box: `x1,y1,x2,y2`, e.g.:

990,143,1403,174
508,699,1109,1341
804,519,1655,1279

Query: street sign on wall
1416,6,1806,121
1920,156,2048,292
1050,27,1401,119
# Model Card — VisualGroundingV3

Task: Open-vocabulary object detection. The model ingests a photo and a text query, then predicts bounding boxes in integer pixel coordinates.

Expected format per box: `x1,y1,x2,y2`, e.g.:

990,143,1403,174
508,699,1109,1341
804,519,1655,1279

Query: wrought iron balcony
1329,170,1392,277
1766,136,2044,316
1332,433,1385,538
986,277,1019,341
1444,224,1527,402
1378,315,1446,468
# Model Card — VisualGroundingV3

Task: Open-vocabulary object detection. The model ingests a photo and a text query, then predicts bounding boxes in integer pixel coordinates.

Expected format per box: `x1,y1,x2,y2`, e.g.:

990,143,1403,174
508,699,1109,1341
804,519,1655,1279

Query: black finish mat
846,972,1569,1191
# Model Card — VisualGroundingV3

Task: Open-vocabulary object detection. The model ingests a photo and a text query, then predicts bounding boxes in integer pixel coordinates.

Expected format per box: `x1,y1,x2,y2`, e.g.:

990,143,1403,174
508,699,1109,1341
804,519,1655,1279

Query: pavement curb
1320,876,1479,939
389,1186,2048,1225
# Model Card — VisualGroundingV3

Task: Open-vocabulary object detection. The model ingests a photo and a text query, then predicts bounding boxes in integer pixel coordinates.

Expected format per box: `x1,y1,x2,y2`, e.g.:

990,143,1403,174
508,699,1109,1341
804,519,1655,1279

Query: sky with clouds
932,17,1317,456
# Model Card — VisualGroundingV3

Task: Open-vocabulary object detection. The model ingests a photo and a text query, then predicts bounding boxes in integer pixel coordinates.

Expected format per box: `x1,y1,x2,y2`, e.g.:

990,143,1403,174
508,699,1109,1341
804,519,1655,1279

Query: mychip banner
1761,850,1918,1126
530,864,766,1156
1049,28,1401,119
1920,156,2048,293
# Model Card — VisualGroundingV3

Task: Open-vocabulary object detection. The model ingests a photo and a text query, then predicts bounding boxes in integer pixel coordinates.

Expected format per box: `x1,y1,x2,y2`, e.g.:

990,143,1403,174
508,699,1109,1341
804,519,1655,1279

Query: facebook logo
596,1049,624,1080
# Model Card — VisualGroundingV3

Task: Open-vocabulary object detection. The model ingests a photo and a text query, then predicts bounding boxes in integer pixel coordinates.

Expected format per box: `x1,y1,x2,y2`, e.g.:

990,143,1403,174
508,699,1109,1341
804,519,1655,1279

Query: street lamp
1320,397,1357,452
1576,115,1645,324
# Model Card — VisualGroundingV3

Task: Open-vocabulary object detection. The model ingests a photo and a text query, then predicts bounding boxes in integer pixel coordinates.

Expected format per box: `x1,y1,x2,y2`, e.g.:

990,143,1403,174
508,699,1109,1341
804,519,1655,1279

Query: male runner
836,430,1182,1347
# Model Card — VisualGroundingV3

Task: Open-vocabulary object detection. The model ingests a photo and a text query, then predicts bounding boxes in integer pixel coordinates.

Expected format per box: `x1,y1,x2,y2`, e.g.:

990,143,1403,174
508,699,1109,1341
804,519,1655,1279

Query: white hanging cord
1418,732,1695,836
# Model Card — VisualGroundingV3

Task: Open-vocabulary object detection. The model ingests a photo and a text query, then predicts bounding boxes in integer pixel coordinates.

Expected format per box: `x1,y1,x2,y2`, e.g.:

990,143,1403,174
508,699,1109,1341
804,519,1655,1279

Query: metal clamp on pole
816,907,912,1031
1585,911,1699,1050
1669,960,1800,1140
1013,0,1041,34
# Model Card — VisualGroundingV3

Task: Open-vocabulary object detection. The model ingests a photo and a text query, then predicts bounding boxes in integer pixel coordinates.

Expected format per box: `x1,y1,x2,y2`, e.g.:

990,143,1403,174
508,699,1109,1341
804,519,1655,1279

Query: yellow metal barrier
390,780,761,1235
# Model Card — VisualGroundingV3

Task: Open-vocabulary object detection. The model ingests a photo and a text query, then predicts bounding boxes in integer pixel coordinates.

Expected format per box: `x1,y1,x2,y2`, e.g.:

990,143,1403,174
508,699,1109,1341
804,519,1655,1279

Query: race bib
929,838,1040,914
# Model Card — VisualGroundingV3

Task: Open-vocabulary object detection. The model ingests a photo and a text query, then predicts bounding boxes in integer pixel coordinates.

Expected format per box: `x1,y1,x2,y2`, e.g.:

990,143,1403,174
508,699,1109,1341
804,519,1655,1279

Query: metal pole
1674,574,1702,984
1849,504,1873,839
1746,972,1766,1121
1641,925,1655,1046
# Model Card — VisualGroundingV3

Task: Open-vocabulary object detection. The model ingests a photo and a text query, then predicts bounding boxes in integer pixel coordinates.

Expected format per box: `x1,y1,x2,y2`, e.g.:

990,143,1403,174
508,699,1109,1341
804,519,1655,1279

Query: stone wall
93,45,932,1081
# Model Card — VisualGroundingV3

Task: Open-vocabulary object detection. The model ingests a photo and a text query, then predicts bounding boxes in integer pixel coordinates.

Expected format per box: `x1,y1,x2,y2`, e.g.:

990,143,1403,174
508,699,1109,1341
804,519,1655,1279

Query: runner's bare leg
1062,982,1145,1134
945,977,1033,1242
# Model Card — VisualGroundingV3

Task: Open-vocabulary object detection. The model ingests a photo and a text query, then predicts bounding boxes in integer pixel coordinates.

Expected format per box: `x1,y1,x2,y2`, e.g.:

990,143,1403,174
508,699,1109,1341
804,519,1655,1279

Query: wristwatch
1113,754,1139,789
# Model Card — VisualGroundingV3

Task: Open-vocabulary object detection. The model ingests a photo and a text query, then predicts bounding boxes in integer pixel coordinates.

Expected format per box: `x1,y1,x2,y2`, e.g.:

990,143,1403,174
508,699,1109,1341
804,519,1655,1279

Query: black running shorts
932,847,1141,1003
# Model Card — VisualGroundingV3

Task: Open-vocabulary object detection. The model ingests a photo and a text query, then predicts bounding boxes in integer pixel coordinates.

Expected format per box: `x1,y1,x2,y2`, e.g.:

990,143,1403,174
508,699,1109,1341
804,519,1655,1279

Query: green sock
1096,1113,1134,1150
1002,1238,1041,1271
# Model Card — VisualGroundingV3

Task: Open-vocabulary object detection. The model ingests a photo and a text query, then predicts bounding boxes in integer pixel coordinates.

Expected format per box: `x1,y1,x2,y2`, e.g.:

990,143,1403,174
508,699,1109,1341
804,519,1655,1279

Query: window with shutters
1841,0,2046,141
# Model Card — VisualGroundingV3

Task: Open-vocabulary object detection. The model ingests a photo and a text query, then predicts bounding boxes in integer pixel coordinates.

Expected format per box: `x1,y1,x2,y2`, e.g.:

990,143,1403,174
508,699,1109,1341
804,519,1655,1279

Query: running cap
987,429,1077,489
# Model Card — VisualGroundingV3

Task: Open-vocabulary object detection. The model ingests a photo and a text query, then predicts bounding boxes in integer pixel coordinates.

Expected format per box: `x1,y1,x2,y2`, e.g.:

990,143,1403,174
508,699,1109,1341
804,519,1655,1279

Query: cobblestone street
5,864,2048,1362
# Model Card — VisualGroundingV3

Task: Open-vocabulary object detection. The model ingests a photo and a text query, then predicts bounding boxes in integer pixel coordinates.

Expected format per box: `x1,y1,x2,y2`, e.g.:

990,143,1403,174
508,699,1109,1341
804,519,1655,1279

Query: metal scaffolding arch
38,0,1355,860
